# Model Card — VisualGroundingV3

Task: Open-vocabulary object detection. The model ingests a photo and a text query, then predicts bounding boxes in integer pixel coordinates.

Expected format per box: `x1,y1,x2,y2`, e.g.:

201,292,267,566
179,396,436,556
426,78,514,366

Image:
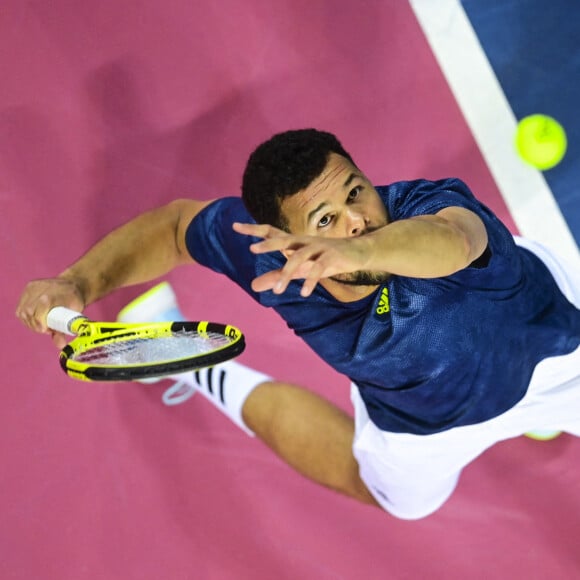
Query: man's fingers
233,222,305,255
299,259,333,297
233,222,284,239
16,277,85,338
50,331,69,349
250,258,318,294
236,223,361,296
250,270,284,293
17,300,49,333
249,237,293,254
272,246,319,290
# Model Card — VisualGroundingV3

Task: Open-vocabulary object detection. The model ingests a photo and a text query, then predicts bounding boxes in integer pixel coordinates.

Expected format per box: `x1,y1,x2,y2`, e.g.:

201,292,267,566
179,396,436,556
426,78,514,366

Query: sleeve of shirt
384,177,489,219
184,197,262,296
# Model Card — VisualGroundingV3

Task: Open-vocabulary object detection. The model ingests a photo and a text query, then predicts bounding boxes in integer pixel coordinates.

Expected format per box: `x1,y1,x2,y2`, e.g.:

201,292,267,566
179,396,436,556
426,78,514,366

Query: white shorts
352,237,580,520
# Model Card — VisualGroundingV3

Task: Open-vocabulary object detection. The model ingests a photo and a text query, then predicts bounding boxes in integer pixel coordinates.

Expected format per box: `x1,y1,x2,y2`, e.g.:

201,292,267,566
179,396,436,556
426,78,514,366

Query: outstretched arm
16,199,210,340
233,206,488,297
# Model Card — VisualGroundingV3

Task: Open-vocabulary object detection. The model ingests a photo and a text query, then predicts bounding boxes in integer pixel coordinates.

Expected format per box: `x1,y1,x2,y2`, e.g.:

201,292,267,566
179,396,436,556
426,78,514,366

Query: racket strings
72,330,234,365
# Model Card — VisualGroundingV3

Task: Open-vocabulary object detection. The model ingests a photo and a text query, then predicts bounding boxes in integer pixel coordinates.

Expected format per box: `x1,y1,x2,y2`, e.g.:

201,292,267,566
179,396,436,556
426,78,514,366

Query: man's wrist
57,270,90,306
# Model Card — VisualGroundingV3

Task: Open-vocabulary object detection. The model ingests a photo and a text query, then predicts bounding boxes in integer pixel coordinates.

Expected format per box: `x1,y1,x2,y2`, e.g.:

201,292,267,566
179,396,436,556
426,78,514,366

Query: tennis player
17,129,580,519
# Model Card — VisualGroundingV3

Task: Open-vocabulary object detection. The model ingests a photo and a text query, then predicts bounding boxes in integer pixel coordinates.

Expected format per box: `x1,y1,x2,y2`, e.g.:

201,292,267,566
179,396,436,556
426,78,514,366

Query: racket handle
47,307,86,335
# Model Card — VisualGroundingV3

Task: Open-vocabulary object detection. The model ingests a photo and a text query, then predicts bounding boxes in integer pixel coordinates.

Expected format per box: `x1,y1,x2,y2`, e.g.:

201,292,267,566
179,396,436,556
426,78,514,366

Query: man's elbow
463,223,488,266
170,198,214,265
436,207,488,269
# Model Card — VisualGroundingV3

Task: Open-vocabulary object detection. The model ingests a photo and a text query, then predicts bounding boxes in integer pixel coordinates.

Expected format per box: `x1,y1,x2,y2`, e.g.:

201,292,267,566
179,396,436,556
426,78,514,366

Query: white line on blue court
409,0,580,267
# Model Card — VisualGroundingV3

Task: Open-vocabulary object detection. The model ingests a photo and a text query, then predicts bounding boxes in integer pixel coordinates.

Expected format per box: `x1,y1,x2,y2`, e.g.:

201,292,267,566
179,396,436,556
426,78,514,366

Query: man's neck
319,279,379,303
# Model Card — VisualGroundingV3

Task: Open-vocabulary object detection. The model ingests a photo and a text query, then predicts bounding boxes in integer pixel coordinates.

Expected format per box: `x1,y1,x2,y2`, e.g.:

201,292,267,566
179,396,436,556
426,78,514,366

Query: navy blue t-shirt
186,178,580,434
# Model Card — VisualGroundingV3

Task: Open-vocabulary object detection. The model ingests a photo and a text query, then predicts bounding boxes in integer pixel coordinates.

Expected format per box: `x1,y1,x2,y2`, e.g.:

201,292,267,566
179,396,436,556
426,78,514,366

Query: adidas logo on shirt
375,286,390,316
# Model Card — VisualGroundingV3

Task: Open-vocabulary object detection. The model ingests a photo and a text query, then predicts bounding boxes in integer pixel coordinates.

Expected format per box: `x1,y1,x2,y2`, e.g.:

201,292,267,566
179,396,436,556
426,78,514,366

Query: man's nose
346,209,366,236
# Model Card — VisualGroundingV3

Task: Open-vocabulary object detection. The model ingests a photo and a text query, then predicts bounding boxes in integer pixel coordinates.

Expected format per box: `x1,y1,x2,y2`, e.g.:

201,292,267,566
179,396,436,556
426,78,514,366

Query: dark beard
328,224,391,287
330,270,390,286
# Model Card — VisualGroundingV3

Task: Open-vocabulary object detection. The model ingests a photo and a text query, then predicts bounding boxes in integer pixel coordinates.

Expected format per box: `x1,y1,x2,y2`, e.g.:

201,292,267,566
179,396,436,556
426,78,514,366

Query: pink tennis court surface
2,1,579,578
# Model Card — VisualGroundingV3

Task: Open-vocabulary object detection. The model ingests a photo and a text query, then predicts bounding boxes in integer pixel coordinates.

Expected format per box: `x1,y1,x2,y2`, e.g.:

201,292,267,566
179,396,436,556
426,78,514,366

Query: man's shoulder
200,196,251,222
375,178,483,222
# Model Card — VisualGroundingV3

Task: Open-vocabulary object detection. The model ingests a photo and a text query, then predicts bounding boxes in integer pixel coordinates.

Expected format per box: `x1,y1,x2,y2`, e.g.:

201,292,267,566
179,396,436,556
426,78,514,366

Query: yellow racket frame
49,311,245,382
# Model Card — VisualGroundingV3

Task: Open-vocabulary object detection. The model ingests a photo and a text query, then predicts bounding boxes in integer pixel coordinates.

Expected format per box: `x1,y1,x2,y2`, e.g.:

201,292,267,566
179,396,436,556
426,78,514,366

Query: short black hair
241,129,355,229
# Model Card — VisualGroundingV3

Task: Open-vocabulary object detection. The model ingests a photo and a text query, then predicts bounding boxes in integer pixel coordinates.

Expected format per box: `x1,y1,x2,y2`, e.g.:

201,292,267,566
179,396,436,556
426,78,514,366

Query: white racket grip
47,307,86,335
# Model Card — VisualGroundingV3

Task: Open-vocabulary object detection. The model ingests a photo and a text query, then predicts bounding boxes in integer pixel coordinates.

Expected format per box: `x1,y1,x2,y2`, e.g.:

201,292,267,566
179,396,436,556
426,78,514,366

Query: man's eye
348,186,362,200
318,215,333,228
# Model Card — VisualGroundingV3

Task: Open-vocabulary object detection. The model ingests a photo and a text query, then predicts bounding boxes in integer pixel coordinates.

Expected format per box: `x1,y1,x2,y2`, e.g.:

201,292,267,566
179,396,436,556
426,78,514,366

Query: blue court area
1,1,579,579
462,0,580,245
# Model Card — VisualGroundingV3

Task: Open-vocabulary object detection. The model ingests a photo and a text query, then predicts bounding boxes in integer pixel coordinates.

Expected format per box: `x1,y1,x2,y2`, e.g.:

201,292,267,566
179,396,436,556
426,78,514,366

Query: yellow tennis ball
524,430,562,441
515,114,567,170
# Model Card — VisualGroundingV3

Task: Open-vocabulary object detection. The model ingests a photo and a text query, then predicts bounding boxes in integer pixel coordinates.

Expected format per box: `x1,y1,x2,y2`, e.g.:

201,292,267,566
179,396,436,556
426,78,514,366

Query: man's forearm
233,208,488,298
17,199,209,337
362,210,488,278
58,200,198,305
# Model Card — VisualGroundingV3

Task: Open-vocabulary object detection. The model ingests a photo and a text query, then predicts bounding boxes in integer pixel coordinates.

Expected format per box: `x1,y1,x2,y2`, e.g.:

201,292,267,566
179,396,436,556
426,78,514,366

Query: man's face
280,152,390,287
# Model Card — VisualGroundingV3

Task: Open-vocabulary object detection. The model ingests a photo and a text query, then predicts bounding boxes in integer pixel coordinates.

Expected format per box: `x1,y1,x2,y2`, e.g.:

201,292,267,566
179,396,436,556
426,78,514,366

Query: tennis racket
47,307,245,382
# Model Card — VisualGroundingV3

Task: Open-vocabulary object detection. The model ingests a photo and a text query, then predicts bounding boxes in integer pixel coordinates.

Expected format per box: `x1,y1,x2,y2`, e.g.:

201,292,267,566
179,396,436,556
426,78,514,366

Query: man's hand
234,205,489,296
233,222,370,297
16,277,85,348
16,198,210,348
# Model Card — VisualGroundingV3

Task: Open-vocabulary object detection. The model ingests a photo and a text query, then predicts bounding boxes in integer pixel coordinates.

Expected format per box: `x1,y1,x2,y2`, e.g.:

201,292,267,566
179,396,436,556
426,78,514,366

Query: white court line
409,0,580,267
